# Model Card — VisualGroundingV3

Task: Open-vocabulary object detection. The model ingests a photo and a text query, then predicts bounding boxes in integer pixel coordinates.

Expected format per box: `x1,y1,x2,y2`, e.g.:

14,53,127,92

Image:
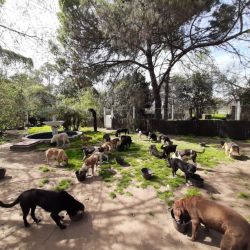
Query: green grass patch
157,190,174,206
185,187,201,197
39,178,49,187
55,179,72,191
99,165,116,182
237,192,250,199
52,128,236,201
39,166,50,173
211,114,227,119
109,192,117,199
28,125,64,135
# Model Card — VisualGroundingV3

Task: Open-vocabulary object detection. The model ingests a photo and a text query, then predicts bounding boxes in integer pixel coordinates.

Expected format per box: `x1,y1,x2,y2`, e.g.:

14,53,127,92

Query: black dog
103,133,111,142
159,135,173,145
167,158,196,183
115,128,129,137
149,145,164,158
136,129,150,138
161,144,177,158
0,189,84,229
118,135,132,151
173,147,205,165
148,132,158,142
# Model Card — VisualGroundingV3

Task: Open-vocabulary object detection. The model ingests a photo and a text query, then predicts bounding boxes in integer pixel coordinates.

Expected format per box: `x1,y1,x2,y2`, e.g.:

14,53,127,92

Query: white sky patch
0,0,60,68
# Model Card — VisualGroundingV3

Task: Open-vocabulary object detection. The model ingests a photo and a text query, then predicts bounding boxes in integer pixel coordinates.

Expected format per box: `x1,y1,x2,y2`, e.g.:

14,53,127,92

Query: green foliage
237,192,250,200
172,72,216,119
56,0,249,120
39,178,49,187
55,179,72,191
109,192,117,199
185,188,201,197
39,166,50,173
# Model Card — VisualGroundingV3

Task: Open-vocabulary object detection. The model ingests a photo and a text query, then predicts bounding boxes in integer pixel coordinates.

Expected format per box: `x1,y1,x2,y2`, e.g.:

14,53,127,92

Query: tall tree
57,0,250,120
172,72,216,119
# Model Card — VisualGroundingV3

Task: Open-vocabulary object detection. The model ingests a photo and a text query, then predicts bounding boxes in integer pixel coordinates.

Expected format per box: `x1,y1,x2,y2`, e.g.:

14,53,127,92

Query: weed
55,179,72,191
39,178,49,187
237,192,250,199
39,166,50,173
185,188,201,197
109,192,117,199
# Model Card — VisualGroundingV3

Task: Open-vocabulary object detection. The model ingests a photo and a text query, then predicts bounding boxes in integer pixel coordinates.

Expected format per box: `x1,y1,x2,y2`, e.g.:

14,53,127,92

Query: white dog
51,133,70,147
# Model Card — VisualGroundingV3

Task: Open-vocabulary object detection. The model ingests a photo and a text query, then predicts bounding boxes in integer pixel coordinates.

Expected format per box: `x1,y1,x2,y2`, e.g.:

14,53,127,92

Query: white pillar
171,101,174,120
103,107,106,127
132,106,135,119
236,100,241,120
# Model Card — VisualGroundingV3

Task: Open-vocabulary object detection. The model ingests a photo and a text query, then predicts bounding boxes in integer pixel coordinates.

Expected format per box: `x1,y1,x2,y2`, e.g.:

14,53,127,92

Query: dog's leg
30,206,41,224
21,205,31,228
220,232,235,250
191,220,200,241
50,212,66,229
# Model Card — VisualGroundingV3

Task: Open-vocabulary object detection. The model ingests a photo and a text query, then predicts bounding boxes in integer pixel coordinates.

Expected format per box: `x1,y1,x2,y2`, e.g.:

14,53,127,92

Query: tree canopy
57,0,250,120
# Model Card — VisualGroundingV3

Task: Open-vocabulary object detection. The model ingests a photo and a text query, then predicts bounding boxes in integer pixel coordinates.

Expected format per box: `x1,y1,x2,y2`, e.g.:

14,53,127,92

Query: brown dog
110,138,120,150
82,152,103,176
173,195,250,250
45,148,68,166
221,141,240,157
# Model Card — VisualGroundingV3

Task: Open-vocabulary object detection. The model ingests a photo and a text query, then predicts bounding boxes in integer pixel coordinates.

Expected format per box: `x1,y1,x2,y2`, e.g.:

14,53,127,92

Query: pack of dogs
2,127,247,245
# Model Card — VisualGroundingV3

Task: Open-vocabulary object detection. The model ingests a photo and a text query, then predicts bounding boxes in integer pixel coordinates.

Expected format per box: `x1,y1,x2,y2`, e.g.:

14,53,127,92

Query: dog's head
220,141,225,147
60,191,85,217
187,163,196,174
173,199,186,222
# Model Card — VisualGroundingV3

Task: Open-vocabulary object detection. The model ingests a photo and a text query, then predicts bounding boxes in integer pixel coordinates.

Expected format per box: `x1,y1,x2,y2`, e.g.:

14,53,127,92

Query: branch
0,24,40,39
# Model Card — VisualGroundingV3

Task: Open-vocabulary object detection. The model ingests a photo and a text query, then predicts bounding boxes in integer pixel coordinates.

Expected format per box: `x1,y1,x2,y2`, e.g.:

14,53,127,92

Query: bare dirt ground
0,134,250,250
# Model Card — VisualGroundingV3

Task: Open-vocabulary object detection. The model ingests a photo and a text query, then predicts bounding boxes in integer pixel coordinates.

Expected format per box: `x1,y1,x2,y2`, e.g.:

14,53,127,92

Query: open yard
0,128,250,250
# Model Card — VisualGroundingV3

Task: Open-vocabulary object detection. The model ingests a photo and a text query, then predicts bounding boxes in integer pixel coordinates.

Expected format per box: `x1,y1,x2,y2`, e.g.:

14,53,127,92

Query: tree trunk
189,108,193,119
88,108,97,132
163,75,170,120
146,40,162,120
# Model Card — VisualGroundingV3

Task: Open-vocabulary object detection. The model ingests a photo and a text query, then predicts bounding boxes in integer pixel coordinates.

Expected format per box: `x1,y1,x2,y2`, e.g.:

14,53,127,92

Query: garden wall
148,120,250,140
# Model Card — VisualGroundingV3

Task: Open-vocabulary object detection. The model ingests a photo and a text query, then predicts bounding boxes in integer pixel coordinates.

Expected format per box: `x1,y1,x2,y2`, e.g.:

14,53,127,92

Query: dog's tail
196,147,205,154
0,195,20,208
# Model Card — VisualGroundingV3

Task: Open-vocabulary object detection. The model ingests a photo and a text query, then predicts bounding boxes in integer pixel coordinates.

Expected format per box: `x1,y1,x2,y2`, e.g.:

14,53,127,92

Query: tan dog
45,148,68,166
221,141,240,157
82,152,103,176
101,141,113,152
173,195,250,250
51,133,70,147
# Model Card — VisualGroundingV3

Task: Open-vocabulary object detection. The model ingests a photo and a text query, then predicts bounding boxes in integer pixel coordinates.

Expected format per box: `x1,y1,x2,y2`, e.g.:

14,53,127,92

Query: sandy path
0,141,250,250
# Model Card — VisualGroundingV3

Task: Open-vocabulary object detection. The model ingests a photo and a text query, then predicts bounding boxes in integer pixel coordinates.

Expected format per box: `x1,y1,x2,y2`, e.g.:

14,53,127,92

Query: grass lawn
33,126,234,205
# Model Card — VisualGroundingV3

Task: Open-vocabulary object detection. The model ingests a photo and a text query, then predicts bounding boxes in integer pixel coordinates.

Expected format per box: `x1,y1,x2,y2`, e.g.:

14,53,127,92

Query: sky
0,0,60,68
0,0,249,82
